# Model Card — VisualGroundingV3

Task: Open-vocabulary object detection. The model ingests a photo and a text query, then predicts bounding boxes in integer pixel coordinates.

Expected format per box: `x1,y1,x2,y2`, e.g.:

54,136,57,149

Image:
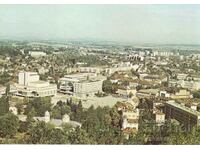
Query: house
78,67,101,74
143,75,167,84
180,80,200,90
160,88,192,99
152,109,165,126
116,86,137,99
116,99,140,138
136,89,159,98
109,72,135,84
129,79,155,88
115,99,139,111
121,109,140,132
169,79,200,91
177,73,188,80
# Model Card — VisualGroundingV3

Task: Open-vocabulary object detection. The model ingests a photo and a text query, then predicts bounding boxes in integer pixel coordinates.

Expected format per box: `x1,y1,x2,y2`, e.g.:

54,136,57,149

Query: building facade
15,72,57,97
59,73,103,98
164,100,200,130
122,109,140,131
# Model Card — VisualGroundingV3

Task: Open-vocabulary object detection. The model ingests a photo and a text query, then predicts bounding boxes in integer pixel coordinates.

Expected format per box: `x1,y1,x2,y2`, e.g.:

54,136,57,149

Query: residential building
177,73,188,80
136,89,159,98
29,51,46,57
121,109,140,131
160,89,192,99
164,100,200,130
152,51,174,57
115,100,139,111
79,67,101,74
169,79,200,90
116,86,137,99
152,109,165,126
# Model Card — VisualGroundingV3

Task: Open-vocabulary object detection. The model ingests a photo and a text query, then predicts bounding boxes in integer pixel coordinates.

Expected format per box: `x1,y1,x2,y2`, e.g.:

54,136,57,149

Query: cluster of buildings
4,70,106,100
169,73,200,90
2,41,200,139
9,107,81,129
136,88,192,99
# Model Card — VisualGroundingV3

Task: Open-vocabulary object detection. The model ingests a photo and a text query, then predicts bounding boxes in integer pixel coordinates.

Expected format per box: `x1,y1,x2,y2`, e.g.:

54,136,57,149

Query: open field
51,93,128,108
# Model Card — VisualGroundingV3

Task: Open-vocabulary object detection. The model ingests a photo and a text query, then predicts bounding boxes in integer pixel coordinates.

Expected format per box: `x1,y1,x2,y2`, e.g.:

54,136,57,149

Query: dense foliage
192,90,200,98
0,113,20,138
25,97,52,117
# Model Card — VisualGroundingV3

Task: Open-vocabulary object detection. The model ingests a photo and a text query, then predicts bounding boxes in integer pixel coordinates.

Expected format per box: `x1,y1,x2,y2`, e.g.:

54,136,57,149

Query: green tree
110,108,121,128
25,97,52,116
15,103,23,115
0,84,10,116
0,113,20,138
102,80,117,94
27,107,36,125
51,106,62,119
47,128,68,144
0,96,9,116
69,127,95,144
51,101,71,119
26,121,54,144
193,90,200,98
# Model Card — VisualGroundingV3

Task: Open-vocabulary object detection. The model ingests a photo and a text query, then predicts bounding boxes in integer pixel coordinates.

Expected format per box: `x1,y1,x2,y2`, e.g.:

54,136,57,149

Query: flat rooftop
137,89,159,95
30,80,47,84
166,101,200,117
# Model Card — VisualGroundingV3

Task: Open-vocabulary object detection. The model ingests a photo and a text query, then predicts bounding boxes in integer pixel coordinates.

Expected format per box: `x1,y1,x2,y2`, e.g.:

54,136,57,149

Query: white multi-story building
159,89,192,99
122,109,139,131
153,51,174,57
74,80,103,98
116,86,137,99
29,51,46,57
169,79,200,90
177,73,188,80
153,110,165,126
18,72,39,86
181,80,200,90
79,67,101,74
59,73,104,98
15,72,57,97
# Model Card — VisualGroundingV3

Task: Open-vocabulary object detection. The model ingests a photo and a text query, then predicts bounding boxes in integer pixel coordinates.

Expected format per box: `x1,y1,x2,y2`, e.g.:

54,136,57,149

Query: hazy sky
0,5,200,44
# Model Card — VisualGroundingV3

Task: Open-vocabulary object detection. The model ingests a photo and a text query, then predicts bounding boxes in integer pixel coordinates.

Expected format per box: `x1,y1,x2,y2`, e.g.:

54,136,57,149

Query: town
0,40,200,144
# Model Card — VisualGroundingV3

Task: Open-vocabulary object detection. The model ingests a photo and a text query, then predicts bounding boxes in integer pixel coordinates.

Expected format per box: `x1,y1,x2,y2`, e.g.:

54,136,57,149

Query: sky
0,5,200,44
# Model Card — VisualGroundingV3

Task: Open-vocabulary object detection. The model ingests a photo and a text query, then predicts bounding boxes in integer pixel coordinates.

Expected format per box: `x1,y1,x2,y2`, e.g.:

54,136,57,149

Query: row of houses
136,88,192,99
169,79,200,91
